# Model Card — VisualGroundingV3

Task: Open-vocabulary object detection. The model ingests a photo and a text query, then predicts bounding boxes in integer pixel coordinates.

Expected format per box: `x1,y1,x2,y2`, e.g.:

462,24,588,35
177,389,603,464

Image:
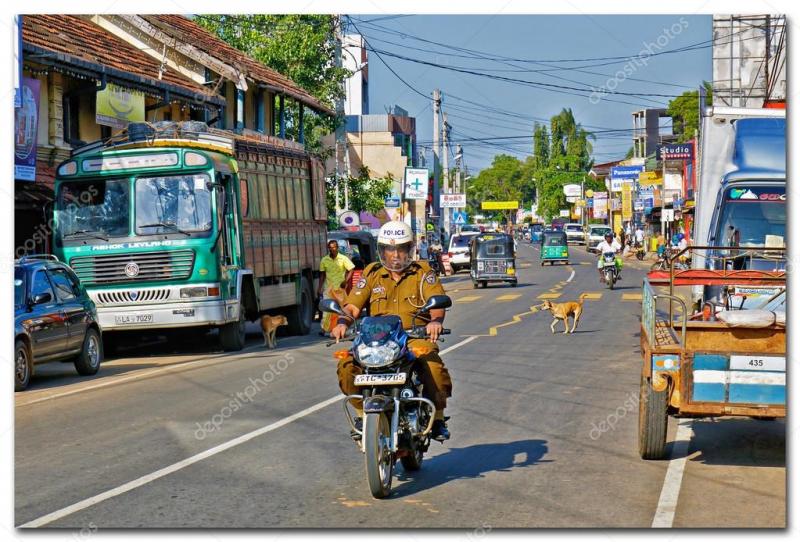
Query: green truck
53,122,327,350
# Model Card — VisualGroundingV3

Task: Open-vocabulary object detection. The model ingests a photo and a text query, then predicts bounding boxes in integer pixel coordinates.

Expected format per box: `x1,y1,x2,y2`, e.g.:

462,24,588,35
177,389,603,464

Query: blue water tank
733,117,785,173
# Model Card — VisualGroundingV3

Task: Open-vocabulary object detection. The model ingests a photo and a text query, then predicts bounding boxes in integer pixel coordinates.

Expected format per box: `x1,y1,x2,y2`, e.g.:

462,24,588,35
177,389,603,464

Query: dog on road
538,296,585,334
261,314,288,348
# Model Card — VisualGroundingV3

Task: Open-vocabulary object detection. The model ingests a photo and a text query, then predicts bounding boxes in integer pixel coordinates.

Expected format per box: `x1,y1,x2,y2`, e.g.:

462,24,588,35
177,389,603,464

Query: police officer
331,221,453,441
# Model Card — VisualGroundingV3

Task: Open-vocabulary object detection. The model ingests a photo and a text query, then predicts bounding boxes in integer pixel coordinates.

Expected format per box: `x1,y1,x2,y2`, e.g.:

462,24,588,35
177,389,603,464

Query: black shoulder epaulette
364,262,383,277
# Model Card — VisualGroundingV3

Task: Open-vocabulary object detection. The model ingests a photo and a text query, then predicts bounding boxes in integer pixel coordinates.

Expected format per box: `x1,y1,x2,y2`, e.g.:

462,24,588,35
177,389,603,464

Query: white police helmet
377,221,415,272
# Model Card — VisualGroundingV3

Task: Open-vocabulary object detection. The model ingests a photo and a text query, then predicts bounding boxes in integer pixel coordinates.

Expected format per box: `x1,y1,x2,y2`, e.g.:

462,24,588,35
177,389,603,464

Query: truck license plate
354,373,407,386
114,313,154,325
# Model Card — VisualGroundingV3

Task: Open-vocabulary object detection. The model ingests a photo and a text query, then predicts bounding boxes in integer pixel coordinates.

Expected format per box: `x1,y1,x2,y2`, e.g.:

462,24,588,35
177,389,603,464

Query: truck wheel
638,375,668,459
15,340,32,392
74,328,103,376
287,277,313,336
220,304,246,351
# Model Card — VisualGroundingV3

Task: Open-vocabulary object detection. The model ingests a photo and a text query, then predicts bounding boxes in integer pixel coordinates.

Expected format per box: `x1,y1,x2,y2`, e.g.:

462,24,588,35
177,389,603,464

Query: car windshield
565,225,582,232
450,235,473,249
135,174,212,235
715,186,786,247
14,266,25,307
591,227,612,236
56,178,130,238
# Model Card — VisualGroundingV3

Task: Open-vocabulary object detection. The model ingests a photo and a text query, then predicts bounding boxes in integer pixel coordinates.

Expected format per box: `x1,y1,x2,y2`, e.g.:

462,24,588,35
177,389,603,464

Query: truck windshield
56,179,130,239
135,174,212,235
715,186,786,247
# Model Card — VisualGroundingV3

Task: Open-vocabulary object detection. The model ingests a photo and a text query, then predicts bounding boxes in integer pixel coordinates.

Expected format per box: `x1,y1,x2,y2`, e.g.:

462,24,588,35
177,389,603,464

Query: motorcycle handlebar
326,328,451,345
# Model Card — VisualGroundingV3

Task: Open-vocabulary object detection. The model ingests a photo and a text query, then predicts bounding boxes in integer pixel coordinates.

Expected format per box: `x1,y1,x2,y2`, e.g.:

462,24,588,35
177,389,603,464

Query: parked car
14,255,103,391
459,224,481,234
585,225,613,252
564,223,585,245
448,232,480,273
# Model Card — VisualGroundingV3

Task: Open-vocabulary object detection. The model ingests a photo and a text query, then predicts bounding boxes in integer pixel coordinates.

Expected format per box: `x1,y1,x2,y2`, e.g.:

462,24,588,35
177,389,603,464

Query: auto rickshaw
530,223,544,243
470,233,517,288
540,230,569,265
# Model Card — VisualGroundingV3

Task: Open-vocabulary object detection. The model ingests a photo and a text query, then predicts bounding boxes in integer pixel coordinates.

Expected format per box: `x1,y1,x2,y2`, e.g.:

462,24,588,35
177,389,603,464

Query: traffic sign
453,211,468,225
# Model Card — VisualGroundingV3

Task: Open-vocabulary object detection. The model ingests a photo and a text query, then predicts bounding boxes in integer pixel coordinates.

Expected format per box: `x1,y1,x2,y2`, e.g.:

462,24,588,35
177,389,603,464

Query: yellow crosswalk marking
622,293,643,301
456,295,482,303
581,292,603,300
537,293,562,300
496,294,522,301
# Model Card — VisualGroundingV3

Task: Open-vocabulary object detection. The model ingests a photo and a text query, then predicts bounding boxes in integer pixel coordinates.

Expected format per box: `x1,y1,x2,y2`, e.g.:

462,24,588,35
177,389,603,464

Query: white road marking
567,269,575,282
651,419,694,528
21,330,479,528
16,348,262,407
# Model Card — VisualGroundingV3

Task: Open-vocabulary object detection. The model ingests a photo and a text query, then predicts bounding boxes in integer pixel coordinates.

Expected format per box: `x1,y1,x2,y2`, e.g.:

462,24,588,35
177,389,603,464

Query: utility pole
442,112,450,235
334,14,345,215
431,89,441,238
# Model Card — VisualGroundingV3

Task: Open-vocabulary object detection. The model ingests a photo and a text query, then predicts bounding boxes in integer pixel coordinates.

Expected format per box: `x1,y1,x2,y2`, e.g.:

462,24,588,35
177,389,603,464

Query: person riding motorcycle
331,221,453,441
595,232,622,282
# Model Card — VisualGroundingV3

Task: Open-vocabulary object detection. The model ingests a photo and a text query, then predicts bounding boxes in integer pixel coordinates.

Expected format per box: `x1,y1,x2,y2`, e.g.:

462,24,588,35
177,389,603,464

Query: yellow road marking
622,293,643,301
456,295,482,303
578,262,591,266
496,294,522,301
537,293,562,300
581,292,603,300
488,306,541,336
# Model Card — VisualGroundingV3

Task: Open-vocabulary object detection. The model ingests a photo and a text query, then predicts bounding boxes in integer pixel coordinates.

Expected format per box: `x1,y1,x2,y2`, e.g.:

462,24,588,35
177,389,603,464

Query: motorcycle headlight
356,340,402,368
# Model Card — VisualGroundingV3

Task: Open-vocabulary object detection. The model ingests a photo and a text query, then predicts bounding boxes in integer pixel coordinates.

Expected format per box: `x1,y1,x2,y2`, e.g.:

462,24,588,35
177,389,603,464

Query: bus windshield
135,174,212,235
56,179,130,239
715,186,786,247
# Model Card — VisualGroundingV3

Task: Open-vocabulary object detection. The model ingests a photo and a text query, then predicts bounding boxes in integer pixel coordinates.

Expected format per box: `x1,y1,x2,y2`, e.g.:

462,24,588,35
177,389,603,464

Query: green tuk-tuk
470,233,517,288
540,230,569,265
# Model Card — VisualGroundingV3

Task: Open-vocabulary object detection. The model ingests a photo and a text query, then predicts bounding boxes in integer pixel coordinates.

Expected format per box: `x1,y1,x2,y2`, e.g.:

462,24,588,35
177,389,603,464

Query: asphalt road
14,242,785,528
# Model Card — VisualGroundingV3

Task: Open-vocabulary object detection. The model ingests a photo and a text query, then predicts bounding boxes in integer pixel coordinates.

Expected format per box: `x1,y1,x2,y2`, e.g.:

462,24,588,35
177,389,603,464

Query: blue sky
347,14,712,174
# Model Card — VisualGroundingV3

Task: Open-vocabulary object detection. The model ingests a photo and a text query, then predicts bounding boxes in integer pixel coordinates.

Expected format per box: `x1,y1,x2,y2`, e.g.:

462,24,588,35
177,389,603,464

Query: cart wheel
638,374,668,459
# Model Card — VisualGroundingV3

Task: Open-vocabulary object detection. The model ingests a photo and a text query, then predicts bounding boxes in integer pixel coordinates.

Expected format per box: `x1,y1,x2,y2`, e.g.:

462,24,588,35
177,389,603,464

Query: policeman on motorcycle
331,221,453,441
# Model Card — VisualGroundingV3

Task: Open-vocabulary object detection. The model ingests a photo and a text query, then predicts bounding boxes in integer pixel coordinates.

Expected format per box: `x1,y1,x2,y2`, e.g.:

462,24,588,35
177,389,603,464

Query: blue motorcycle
321,295,451,498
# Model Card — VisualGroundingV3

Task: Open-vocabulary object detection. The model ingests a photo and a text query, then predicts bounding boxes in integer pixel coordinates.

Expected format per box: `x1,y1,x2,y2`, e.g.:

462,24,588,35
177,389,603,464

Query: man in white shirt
596,232,622,282
635,226,645,246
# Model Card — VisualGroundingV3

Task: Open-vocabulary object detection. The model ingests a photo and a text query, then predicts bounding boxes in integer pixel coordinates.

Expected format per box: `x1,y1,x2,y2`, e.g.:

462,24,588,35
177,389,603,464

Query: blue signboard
384,195,401,208
453,211,468,225
610,165,644,179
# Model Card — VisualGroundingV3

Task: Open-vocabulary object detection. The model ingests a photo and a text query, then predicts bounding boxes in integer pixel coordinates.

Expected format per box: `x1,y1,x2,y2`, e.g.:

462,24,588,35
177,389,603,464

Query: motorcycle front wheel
605,270,615,290
364,412,394,498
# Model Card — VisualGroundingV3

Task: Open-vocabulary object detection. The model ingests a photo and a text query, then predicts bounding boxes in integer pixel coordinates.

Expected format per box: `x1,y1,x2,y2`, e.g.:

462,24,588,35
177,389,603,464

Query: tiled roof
22,15,222,104
144,15,332,115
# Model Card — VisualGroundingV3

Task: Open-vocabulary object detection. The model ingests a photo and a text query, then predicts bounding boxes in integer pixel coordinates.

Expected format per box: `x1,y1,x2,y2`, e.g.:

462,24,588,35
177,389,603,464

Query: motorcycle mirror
422,295,452,311
319,298,346,315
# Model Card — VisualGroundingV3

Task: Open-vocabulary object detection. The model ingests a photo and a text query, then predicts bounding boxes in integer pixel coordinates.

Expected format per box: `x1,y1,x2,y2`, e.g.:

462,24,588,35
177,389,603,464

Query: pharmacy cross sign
404,167,429,200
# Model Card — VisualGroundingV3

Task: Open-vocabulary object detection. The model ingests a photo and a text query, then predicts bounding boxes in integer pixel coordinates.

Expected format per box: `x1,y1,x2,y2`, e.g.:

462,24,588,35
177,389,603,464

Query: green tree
666,81,713,143
325,167,393,228
196,15,351,154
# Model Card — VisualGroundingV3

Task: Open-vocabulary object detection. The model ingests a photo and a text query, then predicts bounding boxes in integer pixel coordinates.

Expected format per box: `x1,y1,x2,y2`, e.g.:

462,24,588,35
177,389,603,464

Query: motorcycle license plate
354,373,407,386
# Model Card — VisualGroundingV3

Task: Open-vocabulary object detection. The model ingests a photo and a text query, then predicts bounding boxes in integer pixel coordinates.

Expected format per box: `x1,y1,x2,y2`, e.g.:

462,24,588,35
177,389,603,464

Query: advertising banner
96,83,145,130
440,193,466,208
14,77,40,181
621,183,633,220
481,201,519,210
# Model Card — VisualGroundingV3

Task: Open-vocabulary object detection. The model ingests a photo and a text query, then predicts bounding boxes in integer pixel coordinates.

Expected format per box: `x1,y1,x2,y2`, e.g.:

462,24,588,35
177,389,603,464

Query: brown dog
539,296,585,334
261,315,288,348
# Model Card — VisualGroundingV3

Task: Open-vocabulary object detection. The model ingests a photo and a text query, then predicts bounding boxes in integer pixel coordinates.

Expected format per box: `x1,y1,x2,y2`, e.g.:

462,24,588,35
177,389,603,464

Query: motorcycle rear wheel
364,412,394,498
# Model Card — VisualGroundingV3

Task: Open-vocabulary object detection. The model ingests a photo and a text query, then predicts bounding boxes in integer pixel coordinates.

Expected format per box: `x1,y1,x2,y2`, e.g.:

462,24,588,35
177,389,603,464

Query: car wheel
15,340,32,391
74,328,103,376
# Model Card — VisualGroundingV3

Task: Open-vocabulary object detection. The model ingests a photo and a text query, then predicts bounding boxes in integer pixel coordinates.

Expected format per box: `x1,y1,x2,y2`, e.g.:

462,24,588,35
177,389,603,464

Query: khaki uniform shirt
344,261,445,329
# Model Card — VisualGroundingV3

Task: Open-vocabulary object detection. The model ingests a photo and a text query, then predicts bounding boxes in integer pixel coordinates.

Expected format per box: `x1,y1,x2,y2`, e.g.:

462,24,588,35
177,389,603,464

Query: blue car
14,255,102,391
